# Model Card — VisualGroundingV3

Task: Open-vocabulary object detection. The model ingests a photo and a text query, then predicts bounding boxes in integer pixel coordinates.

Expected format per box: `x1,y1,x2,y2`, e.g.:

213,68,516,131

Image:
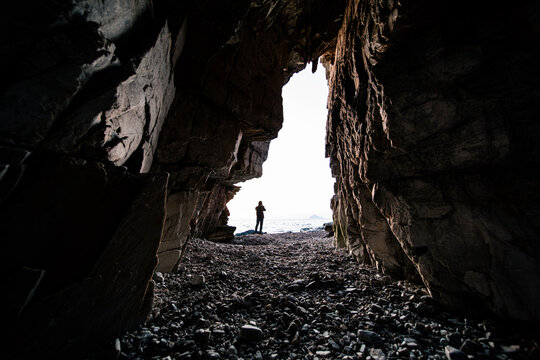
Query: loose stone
357,330,383,347
190,274,205,286
445,345,468,360
239,324,263,343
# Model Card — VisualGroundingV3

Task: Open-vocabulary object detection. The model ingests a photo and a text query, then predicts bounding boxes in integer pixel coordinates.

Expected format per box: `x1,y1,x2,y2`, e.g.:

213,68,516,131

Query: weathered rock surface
0,1,346,356
325,0,540,320
1,1,179,355
41,22,175,171
151,0,345,271
157,191,199,273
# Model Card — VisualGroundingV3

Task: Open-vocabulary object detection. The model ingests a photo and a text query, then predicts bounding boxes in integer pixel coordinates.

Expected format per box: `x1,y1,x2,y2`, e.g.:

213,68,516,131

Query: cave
1,0,539,358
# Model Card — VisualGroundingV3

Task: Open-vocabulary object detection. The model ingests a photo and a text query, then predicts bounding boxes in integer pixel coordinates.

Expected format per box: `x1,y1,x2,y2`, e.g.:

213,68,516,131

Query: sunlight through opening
228,64,335,234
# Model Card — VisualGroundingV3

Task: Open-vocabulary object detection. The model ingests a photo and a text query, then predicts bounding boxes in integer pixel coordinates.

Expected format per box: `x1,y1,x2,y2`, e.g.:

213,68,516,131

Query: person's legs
255,219,261,233
259,218,264,234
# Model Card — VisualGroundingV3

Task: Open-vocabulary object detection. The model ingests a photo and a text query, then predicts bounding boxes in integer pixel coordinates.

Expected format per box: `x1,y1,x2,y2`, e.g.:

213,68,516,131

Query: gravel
117,231,539,359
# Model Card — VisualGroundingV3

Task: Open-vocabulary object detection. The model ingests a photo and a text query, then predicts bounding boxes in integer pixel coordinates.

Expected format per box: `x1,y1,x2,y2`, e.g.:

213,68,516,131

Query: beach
118,231,538,359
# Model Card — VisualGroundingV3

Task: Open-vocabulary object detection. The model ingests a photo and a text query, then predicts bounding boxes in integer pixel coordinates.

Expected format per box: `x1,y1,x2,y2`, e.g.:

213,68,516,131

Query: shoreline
229,219,332,236
233,229,329,237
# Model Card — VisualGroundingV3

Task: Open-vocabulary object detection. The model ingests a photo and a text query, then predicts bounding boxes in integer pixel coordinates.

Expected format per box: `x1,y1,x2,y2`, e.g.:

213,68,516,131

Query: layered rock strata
325,0,540,320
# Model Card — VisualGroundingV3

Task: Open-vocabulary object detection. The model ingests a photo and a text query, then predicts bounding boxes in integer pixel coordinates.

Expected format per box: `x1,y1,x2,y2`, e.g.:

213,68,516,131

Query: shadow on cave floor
116,231,539,359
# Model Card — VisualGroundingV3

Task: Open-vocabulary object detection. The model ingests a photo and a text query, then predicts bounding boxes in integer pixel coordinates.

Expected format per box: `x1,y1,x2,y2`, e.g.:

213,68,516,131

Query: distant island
308,214,325,220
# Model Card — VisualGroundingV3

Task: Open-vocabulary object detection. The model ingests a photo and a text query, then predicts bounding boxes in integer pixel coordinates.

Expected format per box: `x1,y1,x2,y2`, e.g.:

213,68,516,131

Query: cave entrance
228,63,335,234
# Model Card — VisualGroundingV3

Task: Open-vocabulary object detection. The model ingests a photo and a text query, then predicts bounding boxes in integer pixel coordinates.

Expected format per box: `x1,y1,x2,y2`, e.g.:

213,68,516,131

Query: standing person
255,201,266,234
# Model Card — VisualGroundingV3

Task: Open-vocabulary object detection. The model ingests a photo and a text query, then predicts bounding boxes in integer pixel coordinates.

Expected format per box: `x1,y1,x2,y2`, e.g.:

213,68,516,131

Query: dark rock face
325,0,540,320
1,155,168,358
150,0,345,272
0,0,345,356
1,0,540,357
1,1,176,355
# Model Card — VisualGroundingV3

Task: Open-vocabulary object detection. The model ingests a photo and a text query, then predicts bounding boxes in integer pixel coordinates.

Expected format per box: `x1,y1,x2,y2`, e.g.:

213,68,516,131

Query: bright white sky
228,64,335,220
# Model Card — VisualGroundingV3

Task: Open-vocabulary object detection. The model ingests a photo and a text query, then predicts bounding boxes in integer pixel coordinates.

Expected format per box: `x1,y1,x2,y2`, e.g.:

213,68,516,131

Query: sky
227,64,335,220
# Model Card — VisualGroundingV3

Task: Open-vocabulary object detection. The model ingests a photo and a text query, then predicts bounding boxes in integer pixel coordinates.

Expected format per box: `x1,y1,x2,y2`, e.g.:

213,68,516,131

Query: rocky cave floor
118,231,539,360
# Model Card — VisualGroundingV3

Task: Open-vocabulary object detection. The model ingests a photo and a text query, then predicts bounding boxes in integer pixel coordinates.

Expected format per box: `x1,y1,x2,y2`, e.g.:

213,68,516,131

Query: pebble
460,339,482,354
328,338,340,351
205,349,220,358
501,344,520,353
190,274,205,286
445,345,468,360
369,348,386,360
315,350,331,357
357,329,383,347
153,271,165,283
116,231,538,360
227,345,237,355
193,328,210,344
239,324,263,343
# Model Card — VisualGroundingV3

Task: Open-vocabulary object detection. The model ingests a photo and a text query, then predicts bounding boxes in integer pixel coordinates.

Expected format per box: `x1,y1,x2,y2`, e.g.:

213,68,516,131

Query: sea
228,217,332,234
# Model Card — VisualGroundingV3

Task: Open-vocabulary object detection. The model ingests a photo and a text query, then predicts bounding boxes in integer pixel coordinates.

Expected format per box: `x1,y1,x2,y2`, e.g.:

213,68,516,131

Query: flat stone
402,337,418,347
500,345,520,354
315,350,332,357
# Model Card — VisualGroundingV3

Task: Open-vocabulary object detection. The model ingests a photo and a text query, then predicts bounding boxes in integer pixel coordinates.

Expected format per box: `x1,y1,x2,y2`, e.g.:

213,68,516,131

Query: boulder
206,225,237,243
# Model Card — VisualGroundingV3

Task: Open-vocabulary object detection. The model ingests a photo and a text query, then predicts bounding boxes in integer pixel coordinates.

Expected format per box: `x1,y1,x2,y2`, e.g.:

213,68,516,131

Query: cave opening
228,63,335,234
3,0,540,357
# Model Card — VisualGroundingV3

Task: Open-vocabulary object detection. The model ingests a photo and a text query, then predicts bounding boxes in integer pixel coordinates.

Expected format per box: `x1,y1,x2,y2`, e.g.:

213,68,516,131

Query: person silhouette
255,201,266,234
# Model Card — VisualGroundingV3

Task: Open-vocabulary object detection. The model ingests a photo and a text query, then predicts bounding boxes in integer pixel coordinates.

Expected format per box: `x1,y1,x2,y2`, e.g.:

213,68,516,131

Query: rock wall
325,0,540,320
1,1,174,357
150,0,344,270
0,0,345,356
